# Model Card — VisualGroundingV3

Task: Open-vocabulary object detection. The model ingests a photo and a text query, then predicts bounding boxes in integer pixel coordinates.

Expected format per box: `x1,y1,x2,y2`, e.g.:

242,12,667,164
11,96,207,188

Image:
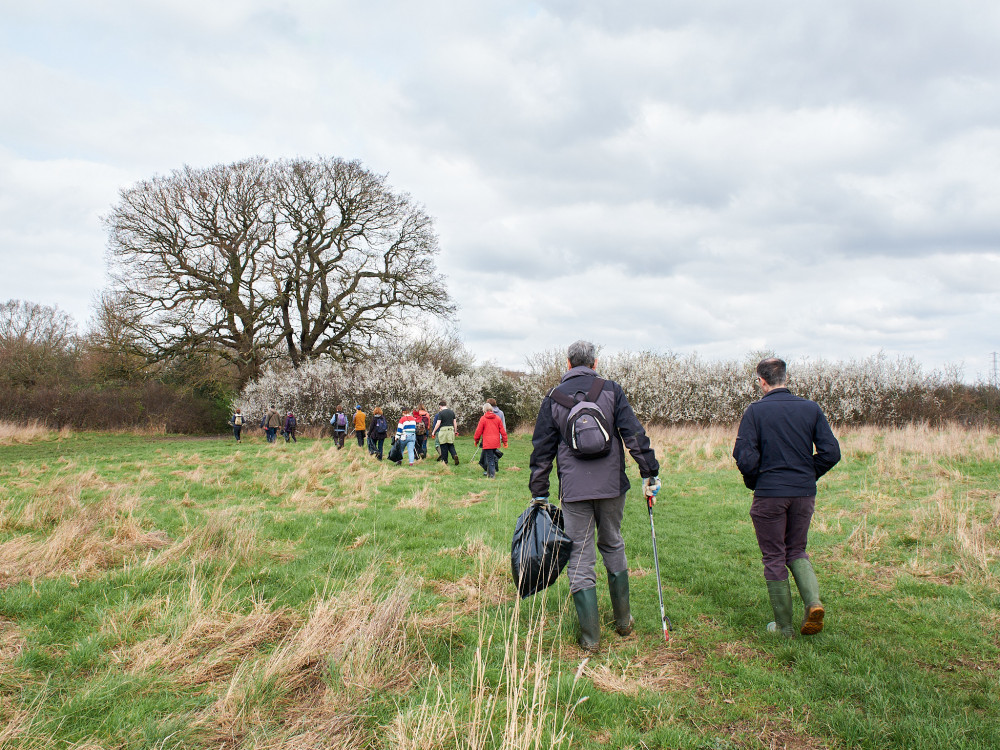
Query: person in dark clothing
283,412,297,443
371,407,389,460
529,340,660,652
432,400,460,465
229,408,244,442
733,357,841,638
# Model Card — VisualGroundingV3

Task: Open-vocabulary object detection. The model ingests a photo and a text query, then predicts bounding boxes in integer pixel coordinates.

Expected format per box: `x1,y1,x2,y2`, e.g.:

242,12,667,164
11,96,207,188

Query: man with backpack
229,408,244,442
733,357,841,638
330,405,348,449
414,404,431,459
371,407,389,460
528,340,660,653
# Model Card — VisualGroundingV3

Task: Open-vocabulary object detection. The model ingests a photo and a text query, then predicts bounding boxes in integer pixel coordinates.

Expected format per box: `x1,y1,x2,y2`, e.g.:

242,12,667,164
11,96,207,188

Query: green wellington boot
765,579,796,638
788,558,825,635
607,570,635,636
572,587,601,652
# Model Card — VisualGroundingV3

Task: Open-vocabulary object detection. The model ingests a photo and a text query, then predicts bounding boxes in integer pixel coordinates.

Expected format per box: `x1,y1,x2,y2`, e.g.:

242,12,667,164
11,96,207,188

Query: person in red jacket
473,402,508,479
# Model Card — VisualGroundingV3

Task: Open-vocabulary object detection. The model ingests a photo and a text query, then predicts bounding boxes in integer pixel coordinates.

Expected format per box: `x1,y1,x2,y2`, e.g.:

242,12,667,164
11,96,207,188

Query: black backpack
288,415,296,429
547,378,613,460
374,415,388,436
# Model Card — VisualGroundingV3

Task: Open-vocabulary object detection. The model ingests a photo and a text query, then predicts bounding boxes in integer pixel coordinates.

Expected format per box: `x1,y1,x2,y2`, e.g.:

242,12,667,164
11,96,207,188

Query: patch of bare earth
711,716,831,750
431,544,511,614
583,644,700,695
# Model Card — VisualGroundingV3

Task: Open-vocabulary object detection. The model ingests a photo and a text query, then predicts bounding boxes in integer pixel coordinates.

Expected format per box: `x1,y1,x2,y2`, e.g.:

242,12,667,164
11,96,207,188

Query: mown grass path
1,426,998,749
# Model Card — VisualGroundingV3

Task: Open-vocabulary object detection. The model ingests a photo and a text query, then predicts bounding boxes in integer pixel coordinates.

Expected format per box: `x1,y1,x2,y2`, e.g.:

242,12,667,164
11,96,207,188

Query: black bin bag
511,500,573,598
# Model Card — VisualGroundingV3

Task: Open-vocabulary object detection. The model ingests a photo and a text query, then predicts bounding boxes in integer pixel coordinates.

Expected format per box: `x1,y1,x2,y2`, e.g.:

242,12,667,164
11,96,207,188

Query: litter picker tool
470,444,482,464
646,486,671,642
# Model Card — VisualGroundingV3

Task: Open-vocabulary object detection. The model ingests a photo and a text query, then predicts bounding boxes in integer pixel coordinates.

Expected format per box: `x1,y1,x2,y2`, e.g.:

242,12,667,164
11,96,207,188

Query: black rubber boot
765,579,796,638
607,570,635,636
788,558,825,635
572,587,601,652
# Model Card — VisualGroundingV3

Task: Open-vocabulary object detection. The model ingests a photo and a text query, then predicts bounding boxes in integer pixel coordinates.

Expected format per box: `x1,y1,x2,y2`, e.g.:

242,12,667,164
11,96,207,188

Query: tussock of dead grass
157,508,285,565
431,543,511,613
199,571,421,749
0,421,67,445
346,533,370,550
0,490,171,588
457,490,489,507
583,645,699,696
126,577,298,687
438,537,494,559
398,485,434,510
905,485,999,584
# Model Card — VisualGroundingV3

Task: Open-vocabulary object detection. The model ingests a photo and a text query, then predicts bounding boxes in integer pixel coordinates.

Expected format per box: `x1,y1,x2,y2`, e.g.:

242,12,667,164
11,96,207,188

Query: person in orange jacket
473,402,508,479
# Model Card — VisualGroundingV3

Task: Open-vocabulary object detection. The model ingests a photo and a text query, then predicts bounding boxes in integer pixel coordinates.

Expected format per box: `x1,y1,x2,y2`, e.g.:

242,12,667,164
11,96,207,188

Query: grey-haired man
529,340,660,652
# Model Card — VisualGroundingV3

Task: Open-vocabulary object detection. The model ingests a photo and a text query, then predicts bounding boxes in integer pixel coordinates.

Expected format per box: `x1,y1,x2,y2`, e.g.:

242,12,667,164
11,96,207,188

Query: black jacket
733,388,840,496
529,367,659,502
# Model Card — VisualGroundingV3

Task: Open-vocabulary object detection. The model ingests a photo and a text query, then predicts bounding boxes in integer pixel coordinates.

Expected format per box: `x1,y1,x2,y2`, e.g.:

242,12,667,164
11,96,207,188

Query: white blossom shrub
240,350,965,428
238,359,506,429
512,350,962,425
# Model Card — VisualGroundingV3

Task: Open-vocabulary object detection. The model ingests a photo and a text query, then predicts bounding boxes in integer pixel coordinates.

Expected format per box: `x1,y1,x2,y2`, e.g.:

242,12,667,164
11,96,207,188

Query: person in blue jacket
733,357,841,638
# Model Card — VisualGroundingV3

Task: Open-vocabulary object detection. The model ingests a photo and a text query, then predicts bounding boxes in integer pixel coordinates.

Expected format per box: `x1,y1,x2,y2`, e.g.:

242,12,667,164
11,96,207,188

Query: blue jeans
405,436,416,464
266,427,277,443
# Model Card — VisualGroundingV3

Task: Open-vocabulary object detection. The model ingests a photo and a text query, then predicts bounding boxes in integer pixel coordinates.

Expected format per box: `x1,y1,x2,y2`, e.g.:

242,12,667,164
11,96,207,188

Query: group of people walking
527,340,840,652
230,339,841,649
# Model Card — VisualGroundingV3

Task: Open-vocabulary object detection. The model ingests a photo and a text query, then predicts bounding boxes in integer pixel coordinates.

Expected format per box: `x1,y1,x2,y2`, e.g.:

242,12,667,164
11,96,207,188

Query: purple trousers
749,494,815,581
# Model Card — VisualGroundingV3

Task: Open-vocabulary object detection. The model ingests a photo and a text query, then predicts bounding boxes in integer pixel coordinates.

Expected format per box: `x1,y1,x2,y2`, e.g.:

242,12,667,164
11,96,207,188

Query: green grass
0,426,998,749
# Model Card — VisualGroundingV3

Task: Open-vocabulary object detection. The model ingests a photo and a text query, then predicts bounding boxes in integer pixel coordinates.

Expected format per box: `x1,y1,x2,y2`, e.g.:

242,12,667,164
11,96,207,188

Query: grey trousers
561,493,627,594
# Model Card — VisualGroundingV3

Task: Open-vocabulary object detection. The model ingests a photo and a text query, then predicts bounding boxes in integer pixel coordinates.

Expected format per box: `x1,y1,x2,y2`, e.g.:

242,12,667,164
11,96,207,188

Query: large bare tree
106,158,279,385
272,157,454,365
105,156,452,385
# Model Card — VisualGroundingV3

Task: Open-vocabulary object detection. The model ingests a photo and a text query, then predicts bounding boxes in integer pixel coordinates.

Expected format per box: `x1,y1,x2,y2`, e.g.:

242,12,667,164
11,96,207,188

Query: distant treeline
242,349,1000,430
3,299,997,432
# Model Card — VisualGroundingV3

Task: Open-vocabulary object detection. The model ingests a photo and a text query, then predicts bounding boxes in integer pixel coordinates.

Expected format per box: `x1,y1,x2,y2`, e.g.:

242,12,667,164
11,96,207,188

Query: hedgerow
240,350,989,428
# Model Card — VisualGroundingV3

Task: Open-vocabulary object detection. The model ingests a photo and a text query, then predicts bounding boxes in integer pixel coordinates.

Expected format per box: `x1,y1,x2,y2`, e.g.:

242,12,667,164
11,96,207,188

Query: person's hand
643,476,661,504
531,496,548,505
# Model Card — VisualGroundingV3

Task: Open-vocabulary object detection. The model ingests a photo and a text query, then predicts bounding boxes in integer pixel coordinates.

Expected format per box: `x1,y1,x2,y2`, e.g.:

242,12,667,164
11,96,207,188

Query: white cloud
0,0,998,379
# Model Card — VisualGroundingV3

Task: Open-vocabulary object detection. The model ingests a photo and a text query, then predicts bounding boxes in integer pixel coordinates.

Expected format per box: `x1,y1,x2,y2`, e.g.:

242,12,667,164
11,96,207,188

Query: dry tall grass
193,570,423,749
0,421,68,445
0,489,171,587
388,557,585,750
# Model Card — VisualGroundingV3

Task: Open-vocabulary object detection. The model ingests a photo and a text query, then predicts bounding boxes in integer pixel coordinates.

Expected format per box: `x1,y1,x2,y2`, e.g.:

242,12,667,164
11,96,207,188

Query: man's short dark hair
439,400,447,407
567,340,596,369
756,358,787,386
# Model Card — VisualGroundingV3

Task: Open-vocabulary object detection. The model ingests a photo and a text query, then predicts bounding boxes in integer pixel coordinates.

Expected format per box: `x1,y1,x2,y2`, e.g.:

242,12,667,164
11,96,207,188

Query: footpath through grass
0,425,998,749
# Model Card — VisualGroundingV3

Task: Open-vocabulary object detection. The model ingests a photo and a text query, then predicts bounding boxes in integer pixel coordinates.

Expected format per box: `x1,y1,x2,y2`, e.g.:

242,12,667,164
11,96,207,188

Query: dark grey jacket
733,388,841,496
529,367,659,502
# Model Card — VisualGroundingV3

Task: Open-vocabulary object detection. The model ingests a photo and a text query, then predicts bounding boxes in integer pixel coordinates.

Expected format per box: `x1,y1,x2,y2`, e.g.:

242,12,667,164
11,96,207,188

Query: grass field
0,424,998,749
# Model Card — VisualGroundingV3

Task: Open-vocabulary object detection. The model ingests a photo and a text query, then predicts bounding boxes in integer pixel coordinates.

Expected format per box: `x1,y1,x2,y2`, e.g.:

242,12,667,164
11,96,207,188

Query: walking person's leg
406,437,416,465
594,494,633,636
750,495,796,637
562,499,601,651
785,496,823,634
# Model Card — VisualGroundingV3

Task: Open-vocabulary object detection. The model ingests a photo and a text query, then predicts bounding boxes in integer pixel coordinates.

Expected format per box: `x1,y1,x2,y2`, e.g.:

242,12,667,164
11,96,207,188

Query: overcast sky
2,1,999,379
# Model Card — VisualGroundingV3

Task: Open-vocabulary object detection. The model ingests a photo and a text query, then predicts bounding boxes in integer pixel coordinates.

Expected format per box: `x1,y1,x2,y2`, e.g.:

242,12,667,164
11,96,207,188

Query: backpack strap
585,378,606,402
548,378,606,408
547,387,577,409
